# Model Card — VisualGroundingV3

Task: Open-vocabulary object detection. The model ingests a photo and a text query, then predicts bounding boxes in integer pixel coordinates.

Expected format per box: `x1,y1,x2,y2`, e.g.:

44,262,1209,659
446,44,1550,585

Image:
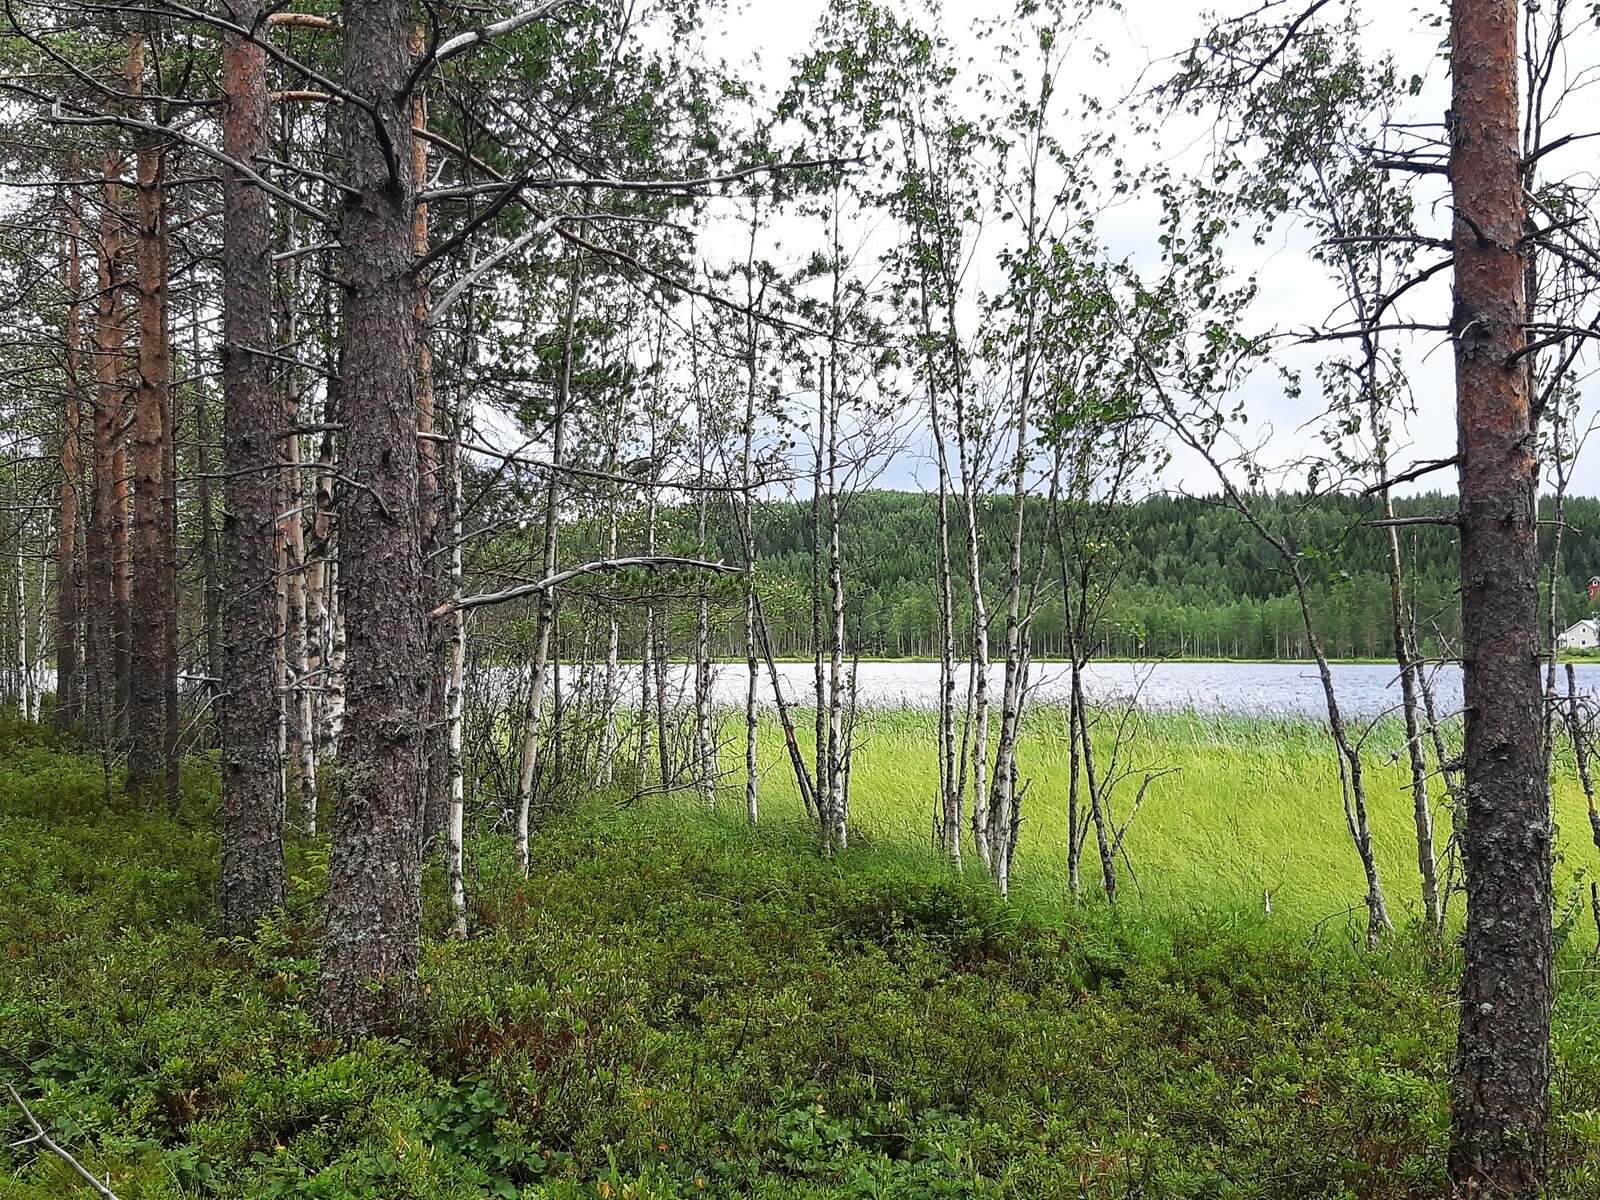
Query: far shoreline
686,655,1600,667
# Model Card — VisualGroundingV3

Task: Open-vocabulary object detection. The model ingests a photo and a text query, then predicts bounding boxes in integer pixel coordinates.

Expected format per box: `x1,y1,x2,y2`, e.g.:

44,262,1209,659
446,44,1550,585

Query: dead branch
5,1083,121,1200
431,557,738,618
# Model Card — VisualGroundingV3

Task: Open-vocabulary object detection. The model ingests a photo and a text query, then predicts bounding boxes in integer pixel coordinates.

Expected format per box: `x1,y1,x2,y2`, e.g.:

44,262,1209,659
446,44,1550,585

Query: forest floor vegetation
5,716,1600,1198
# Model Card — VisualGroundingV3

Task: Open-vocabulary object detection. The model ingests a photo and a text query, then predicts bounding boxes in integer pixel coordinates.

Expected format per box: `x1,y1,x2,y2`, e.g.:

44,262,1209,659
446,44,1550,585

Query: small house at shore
1559,619,1600,650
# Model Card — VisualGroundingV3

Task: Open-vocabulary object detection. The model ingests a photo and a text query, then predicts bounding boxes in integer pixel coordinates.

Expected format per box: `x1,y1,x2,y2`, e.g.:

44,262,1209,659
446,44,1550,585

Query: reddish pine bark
1448,2,1552,1195
218,3,286,927
87,155,126,745
127,33,175,792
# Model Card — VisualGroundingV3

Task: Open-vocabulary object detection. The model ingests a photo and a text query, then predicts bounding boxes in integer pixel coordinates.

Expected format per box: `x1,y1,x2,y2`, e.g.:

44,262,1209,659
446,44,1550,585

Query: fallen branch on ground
5,1082,121,1200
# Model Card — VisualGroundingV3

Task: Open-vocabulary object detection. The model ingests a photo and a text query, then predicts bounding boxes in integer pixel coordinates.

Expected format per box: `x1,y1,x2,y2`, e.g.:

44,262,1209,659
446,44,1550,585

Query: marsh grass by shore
728,706,1600,940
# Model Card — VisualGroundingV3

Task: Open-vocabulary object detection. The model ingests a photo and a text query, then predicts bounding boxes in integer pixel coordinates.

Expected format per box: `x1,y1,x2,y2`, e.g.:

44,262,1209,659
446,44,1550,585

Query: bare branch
431,557,738,618
5,1083,121,1200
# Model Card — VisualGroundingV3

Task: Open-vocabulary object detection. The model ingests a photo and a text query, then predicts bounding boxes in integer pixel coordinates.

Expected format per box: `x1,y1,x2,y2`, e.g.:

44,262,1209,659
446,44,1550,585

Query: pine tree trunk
317,0,433,1037
88,154,126,751
128,33,172,792
193,308,223,728
1447,1,1551,1192
111,289,132,741
218,5,285,927
56,181,84,730
34,530,50,725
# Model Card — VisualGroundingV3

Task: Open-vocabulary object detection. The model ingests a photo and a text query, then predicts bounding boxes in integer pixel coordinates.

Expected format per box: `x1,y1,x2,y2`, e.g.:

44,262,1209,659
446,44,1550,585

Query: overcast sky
694,0,1600,497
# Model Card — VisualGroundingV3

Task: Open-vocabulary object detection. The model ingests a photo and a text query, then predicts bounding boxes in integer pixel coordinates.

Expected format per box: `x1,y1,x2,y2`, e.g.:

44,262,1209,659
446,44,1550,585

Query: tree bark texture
318,0,432,1037
1448,1,1552,1194
56,182,84,730
128,34,175,792
219,5,286,928
89,155,126,748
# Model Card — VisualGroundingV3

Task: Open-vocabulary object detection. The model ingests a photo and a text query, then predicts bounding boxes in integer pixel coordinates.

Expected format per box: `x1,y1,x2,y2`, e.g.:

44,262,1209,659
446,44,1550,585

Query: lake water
539,660,1600,720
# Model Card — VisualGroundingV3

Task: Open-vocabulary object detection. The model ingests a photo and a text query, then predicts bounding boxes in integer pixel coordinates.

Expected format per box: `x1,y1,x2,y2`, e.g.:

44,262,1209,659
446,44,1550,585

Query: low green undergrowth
4,718,1600,1198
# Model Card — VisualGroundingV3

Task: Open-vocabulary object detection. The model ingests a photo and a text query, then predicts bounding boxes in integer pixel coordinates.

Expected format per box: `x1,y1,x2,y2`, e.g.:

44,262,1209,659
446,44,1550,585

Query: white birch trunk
16,536,30,721
595,494,620,786
742,414,760,827
33,533,49,724
826,356,847,851
956,410,990,868
446,407,468,940
694,395,714,806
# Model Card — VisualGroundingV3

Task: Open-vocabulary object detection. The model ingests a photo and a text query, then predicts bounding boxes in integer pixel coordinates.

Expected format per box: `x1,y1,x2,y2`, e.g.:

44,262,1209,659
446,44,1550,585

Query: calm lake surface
543,660,1600,719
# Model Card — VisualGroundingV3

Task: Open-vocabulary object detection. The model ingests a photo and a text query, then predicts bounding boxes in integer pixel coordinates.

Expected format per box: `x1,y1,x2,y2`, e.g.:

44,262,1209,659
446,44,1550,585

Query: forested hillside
583,490,1600,661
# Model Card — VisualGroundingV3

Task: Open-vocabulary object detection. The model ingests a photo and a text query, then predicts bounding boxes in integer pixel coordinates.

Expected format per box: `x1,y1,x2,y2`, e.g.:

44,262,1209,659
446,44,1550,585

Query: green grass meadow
734,707,1600,938
5,712,1600,1198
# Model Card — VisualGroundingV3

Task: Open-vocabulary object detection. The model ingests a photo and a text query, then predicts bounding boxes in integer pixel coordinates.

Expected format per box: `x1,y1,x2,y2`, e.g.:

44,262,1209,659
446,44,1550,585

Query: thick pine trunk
1447,2,1551,1193
128,34,174,793
218,6,285,927
318,0,432,1037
